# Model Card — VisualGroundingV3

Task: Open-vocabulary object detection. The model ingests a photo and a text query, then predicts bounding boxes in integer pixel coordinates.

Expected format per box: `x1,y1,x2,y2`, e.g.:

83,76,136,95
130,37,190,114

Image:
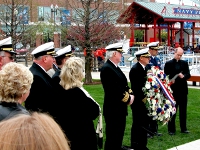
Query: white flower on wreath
142,66,176,125
145,83,151,89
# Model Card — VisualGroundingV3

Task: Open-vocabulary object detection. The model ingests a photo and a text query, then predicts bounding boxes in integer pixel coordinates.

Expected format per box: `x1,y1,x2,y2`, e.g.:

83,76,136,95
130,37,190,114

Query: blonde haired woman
0,62,33,121
0,112,70,150
55,57,101,150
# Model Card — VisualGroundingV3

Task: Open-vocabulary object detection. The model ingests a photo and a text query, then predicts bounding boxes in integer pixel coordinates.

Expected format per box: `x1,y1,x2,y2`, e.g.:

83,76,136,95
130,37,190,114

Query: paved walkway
21,61,199,89
167,139,200,150
92,67,200,89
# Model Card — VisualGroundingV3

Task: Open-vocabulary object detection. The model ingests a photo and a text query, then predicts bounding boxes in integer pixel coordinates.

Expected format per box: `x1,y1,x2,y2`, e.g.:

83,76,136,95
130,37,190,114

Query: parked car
16,48,29,55
15,42,29,56
14,42,33,62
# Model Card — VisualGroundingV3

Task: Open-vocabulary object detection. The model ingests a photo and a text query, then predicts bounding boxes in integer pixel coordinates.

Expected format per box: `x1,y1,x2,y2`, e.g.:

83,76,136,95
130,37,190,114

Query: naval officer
100,42,134,150
129,48,151,150
52,45,73,84
25,42,57,115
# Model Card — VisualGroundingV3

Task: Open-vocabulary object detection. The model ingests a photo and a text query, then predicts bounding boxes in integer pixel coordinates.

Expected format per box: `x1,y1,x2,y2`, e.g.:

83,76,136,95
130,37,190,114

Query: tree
65,0,127,84
67,23,121,49
0,0,68,51
160,30,167,42
0,0,34,49
21,0,69,50
134,30,144,42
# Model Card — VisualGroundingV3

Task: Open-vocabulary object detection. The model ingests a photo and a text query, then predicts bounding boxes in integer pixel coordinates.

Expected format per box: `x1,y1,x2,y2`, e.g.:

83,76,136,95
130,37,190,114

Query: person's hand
170,80,175,84
128,95,134,105
178,73,184,78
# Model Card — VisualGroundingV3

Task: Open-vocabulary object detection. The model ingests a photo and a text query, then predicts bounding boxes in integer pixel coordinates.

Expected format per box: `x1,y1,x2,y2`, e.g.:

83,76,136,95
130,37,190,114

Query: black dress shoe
181,130,190,134
168,131,175,135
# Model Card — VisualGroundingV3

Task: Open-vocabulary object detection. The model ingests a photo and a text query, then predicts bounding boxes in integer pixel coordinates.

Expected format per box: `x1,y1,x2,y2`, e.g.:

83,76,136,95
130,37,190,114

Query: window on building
72,7,119,24
60,7,71,26
0,5,10,23
72,8,84,21
38,6,51,22
107,10,119,23
99,10,119,24
38,6,45,21
17,6,29,24
89,8,98,21
0,5,29,25
38,6,61,23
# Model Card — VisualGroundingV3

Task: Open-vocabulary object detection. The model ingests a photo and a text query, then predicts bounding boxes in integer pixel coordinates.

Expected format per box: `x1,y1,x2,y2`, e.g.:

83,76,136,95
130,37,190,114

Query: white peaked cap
105,42,124,53
56,45,73,57
147,41,161,50
134,48,151,57
31,42,57,57
0,37,16,54
0,37,12,46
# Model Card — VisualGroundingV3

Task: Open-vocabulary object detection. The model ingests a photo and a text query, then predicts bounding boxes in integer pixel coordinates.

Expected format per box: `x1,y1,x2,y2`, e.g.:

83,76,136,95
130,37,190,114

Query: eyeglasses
1,55,15,60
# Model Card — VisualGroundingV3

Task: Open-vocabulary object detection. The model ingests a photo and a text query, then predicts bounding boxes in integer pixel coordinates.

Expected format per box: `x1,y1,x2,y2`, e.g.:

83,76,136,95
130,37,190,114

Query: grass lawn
84,83,200,150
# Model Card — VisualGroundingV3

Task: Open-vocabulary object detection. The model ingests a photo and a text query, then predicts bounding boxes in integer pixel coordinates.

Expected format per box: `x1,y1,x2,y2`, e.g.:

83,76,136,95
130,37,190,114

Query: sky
155,0,199,6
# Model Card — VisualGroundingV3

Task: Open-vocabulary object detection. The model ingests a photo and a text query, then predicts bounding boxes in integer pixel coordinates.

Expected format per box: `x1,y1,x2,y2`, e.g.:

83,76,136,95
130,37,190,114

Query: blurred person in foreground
0,37,16,70
164,47,191,135
0,62,33,121
56,57,101,150
52,45,73,84
0,112,70,150
25,42,57,114
146,41,163,138
129,48,151,150
100,43,134,150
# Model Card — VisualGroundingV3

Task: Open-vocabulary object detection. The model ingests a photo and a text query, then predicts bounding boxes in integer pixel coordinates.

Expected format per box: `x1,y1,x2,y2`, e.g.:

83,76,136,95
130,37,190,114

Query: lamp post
14,8,18,24
50,4,58,28
13,8,18,53
6,11,8,37
102,1,104,23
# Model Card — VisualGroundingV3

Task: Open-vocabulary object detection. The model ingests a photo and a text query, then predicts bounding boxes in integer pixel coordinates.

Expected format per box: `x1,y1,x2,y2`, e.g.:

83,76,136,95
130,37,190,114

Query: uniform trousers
168,94,188,132
104,115,126,150
148,118,158,135
131,106,149,150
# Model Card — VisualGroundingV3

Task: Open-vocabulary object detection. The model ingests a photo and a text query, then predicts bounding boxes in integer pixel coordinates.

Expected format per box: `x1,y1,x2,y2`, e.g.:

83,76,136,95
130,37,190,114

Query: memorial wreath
142,66,176,125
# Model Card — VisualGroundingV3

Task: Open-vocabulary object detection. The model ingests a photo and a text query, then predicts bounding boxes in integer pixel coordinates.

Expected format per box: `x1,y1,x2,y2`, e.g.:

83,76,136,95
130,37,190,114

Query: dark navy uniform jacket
149,56,162,69
25,62,56,114
52,68,61,84
129,62,149,149
100,59,132,117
